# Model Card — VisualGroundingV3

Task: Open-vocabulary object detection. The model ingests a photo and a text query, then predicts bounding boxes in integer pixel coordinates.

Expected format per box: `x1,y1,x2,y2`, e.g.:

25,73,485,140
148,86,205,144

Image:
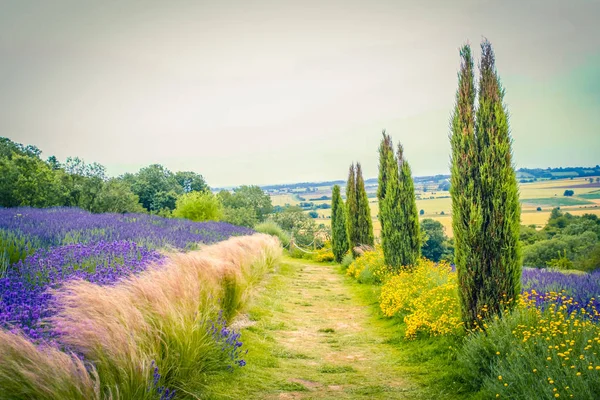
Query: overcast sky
1,1,599,187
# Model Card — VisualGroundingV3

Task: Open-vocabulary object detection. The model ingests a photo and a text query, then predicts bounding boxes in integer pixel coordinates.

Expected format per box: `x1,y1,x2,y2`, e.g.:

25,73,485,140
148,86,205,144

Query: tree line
0,137,275,228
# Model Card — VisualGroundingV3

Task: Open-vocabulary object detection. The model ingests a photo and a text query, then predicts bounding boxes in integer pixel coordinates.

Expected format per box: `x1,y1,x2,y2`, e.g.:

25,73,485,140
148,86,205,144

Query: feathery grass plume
50,234,281,397
381,143,420,270
0,330,100,400
331,185,349,262
450,40,521,330
345,163,359,254
355,163,374,248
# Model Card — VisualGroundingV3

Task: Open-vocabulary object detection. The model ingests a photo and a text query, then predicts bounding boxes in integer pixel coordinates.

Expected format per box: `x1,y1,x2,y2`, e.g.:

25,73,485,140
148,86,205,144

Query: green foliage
563,189,574,196
174,171,208,193
340,253,354,270
355,163,374,248
520,211,600,271
450,40,521,330
380,142,420,270
271,206,317,247
218,186,273,223
254,220,290,247
172,191,222,222
91,179,145,214
420,218,452,262
519,224,545,245
0,153,66,208
221,206,258,228
458,301,600,399
376,130,393,211
308,211,318,218
346,246,389,284
330,185,349,262
523,232,597,269
546,249,573,269
345,164,359,252
123,164,183,212
0,230,42,276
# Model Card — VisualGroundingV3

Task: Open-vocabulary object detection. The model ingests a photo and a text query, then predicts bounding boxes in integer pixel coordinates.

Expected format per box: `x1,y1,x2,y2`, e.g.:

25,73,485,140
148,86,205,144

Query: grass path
204,257,463,400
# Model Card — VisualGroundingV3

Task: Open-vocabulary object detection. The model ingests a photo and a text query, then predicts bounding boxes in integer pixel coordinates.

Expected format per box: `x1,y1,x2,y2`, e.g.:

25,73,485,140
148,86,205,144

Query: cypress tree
381,143,420,270
331,184,349,262
355,163,374,247
377,131,394,231
450,44,478,329
346,163,359,252
380,144,402,268
397,144,421,265
451,40,521,330
475,39,521,320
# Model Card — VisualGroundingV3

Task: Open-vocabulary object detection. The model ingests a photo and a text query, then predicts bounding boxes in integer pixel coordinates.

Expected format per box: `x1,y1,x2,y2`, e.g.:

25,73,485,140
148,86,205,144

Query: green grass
578,193,600,199
318,328,336,333
318,365,356,374
521,197,593,207
202,257,475,399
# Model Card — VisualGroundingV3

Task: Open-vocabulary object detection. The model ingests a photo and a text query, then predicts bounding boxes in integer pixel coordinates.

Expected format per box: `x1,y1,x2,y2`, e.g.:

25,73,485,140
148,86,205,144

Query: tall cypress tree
381,143,420,270
450,44,478,329
380,144,402,268
474,39,521,321
346,163,359,252
397,144,421,265
331,184,349,262
355,163,374,247
377,131,393,231
451,40,521,330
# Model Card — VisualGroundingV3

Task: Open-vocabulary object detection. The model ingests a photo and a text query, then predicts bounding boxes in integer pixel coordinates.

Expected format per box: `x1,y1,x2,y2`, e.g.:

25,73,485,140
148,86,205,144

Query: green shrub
172,191,222,222
346,247,390,284
254,220,290,247
313,243,335,263
222,206,257,228
341,253,354,270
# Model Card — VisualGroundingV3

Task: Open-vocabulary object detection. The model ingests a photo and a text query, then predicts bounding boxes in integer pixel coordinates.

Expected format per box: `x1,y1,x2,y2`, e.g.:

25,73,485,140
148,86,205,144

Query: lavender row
0,207,253,256
522,267,600,316
0,240,165,341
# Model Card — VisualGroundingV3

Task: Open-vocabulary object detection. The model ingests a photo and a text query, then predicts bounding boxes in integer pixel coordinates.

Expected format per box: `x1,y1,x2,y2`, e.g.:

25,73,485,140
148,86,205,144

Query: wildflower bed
344,248,600,399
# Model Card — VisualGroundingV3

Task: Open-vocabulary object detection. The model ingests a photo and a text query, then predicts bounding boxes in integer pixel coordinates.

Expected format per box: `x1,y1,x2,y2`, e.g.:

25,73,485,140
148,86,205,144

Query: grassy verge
203,257,476,399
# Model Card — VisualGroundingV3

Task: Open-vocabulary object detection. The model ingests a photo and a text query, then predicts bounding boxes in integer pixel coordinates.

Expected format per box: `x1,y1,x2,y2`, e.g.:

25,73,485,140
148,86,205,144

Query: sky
1,0,599,187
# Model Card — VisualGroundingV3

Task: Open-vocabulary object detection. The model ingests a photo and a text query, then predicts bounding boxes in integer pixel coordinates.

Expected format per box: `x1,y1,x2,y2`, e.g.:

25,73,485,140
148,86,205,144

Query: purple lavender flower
0,207,254,342
0,240,164,341
521,267,600,318
208,311,247,369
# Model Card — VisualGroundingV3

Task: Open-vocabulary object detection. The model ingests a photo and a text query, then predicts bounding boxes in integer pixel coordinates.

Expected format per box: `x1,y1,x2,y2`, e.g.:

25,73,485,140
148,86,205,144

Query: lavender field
0,207,253,342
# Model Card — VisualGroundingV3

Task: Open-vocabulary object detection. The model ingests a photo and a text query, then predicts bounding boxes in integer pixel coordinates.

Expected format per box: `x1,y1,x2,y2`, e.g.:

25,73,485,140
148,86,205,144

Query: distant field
521,197,594,207
271,176,600,237
518,177,600,199
270,194,298,206
578,193,600,199
521,208,600,228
